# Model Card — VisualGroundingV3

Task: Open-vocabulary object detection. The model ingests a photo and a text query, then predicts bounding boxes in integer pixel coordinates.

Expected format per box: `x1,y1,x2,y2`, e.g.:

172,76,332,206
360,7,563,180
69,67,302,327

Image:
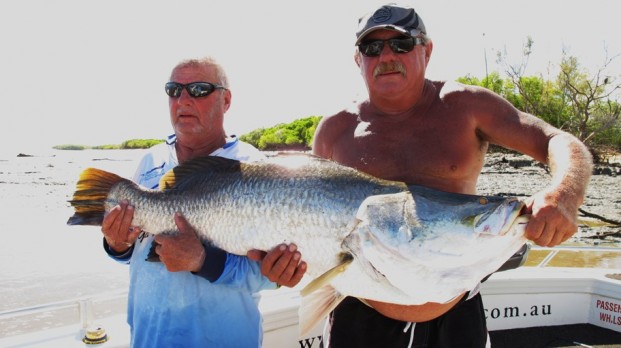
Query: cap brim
355,25,418,45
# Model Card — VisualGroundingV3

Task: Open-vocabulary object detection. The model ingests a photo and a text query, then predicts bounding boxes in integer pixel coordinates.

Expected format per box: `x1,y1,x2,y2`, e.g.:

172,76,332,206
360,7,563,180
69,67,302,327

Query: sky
1,0,619,156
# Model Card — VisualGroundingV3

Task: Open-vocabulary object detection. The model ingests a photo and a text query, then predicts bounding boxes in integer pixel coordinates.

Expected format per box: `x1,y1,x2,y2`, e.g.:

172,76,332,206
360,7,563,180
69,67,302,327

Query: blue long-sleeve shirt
105,135,275,348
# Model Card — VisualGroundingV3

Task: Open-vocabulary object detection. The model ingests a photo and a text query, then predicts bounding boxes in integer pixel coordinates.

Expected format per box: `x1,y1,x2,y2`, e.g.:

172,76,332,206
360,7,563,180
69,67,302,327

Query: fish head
342,190,531,305
352,192,420,244
469,198,527,236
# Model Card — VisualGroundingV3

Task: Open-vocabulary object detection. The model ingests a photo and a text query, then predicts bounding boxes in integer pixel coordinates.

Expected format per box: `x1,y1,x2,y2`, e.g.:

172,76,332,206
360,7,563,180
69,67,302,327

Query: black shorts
327,293,488,348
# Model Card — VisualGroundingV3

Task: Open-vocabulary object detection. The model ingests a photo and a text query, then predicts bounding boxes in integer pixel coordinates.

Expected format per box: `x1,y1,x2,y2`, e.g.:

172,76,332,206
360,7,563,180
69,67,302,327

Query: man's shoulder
436,80,466,96
316,109,359,142
436,80,491,99
432,80,502,115
313,105,361,156
219,137,266,162
322,103,361,126
138,142,174,165
132,141,176,185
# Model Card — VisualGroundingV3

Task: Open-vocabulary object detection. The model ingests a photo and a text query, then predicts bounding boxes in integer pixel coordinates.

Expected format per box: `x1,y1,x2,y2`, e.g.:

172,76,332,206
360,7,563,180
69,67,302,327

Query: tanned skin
311,29,592,322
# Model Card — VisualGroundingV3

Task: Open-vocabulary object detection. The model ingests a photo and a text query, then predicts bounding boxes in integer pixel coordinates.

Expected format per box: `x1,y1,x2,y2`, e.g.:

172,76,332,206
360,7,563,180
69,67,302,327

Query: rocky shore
477,152,620,246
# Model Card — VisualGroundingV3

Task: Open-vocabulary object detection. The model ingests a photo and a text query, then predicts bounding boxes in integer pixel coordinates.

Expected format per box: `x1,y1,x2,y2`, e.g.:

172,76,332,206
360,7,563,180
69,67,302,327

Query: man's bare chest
333,121,486,185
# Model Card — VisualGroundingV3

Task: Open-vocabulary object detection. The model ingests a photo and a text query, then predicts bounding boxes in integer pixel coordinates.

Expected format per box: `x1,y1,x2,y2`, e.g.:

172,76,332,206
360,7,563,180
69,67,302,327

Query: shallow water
0,150,145,312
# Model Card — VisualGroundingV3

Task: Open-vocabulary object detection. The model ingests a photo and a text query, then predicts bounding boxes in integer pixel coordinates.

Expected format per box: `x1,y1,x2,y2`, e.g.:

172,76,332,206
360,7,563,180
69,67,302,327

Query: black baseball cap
355,3,427,45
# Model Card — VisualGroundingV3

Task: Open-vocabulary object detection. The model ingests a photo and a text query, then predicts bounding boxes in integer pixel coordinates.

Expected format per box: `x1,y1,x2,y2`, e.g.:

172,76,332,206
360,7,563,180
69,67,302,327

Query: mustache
373,61,406,78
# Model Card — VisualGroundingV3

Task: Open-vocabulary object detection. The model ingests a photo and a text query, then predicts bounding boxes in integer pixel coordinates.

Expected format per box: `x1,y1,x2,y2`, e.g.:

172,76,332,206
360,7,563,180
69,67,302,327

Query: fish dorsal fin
158,155,241,191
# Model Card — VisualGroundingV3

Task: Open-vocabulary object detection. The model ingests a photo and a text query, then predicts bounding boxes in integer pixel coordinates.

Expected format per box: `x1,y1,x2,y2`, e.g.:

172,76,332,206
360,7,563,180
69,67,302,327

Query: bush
120,139,165,149
53,139,164,150
53,144,88,150
240,116,322,150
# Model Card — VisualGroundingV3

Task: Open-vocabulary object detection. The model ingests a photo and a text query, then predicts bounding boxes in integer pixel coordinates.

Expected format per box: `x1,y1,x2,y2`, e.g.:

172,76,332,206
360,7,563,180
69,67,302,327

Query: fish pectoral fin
298,285,346,338
300,254,353,297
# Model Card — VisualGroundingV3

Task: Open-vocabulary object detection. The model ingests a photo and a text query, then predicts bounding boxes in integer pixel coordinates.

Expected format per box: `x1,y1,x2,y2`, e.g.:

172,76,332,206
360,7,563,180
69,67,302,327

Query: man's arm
470,85,593,247
523,132,593,246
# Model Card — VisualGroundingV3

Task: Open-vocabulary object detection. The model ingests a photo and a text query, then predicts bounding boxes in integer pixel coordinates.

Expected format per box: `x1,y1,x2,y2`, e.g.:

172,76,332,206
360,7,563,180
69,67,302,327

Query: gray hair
417,33,431,45
170,56,229,88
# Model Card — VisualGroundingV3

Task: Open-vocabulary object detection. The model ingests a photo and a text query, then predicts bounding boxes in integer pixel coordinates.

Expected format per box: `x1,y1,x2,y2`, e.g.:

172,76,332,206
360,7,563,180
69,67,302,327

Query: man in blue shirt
101,56,304,347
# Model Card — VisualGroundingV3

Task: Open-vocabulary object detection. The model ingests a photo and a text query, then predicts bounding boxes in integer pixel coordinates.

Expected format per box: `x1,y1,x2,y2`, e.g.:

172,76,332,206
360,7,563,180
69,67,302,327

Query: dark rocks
593,166,620,176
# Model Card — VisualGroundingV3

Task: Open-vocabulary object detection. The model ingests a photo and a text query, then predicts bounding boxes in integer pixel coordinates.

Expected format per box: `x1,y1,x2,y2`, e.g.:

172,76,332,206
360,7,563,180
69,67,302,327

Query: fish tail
67,168,126,226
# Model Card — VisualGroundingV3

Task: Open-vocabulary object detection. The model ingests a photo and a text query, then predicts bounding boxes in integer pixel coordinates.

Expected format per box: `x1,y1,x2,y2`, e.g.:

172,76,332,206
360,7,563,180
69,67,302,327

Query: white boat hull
2,266,620,347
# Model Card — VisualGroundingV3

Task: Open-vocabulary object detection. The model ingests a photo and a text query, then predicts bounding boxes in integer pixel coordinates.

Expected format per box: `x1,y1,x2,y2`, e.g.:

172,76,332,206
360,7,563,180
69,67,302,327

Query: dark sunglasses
358,37,424,57
164,82,226,98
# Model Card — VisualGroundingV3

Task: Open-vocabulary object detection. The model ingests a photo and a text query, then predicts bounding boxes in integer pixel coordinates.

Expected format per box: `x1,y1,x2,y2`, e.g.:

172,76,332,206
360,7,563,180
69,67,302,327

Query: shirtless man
309,3,593,347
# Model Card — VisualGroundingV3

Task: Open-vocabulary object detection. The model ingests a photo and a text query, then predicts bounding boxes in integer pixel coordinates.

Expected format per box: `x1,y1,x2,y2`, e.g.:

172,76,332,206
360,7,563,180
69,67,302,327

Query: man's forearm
547,133,593,206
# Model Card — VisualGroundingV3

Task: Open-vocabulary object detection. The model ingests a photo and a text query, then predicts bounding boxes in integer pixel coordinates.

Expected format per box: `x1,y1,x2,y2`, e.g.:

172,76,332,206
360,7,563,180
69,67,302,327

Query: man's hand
247,244,307,288
102,200,141,253
154,212,206,272
523,189,580,247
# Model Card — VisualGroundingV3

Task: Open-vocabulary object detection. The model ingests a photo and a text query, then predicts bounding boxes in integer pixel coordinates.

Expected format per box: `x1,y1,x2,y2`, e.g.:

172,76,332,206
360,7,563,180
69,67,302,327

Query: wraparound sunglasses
165,82,227,98
358,36,424,57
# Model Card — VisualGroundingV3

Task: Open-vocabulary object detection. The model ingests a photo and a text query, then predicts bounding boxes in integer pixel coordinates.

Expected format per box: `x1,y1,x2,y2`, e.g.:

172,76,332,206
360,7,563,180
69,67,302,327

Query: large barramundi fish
67,153,529,335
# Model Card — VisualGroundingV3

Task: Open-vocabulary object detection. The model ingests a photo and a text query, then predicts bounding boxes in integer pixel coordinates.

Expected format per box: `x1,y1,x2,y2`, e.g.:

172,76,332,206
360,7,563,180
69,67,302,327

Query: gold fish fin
298,285,346,338
158,171,175,191
300,254,353,297
67,168,126,226
158,156,241,191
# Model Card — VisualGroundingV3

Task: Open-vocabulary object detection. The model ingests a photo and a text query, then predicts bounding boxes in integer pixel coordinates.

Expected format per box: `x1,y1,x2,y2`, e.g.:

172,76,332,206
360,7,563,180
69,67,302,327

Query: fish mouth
473,199,527,236
498,200,527,235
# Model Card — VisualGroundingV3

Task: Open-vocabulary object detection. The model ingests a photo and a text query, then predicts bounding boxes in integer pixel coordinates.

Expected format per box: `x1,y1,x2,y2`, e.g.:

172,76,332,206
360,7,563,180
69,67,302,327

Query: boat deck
1,246,621,347
490,323,621,348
